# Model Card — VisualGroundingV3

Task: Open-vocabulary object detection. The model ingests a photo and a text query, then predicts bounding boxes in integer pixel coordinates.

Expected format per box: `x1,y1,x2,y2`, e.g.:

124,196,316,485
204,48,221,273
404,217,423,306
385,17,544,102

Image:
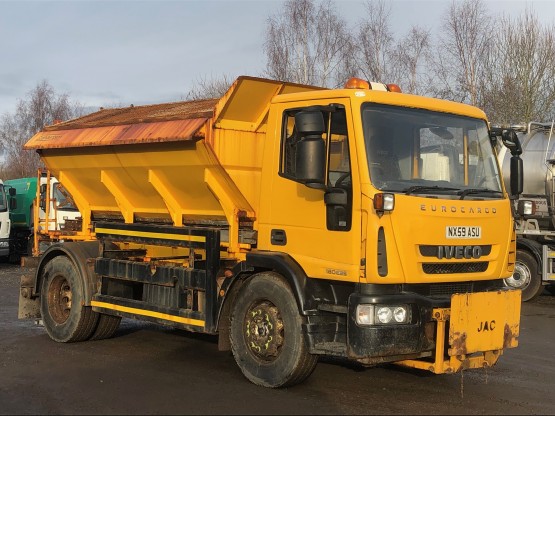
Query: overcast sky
1,0,553,116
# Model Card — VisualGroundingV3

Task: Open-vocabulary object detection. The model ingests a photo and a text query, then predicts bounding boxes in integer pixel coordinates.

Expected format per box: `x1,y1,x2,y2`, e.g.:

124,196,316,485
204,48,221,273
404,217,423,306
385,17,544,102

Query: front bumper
347,289,521,373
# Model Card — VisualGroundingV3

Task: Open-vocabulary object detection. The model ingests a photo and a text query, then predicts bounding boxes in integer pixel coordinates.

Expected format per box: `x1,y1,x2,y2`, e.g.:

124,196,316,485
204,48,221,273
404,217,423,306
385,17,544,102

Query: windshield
362,104,503,197
0,187,7,212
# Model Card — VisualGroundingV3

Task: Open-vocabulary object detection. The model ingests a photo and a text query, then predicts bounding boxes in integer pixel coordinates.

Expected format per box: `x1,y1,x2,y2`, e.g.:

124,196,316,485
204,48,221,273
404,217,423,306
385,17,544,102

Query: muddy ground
1,263,553,415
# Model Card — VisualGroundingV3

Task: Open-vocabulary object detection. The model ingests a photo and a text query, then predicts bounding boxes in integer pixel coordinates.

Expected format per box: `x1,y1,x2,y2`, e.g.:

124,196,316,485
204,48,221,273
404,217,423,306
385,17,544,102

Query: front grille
423,262,489,274
419,245,492,257
430,282,474,296
405,279,504,298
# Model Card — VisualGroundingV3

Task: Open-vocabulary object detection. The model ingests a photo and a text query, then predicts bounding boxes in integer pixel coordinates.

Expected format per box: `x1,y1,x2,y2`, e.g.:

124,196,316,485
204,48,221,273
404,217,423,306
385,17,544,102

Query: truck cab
4,174,81,257
496,122,555,300
260,84,512,286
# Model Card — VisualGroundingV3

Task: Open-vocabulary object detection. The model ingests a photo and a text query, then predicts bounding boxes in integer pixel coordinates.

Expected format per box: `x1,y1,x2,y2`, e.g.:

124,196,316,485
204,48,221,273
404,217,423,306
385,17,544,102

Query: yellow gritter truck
20,76,522,387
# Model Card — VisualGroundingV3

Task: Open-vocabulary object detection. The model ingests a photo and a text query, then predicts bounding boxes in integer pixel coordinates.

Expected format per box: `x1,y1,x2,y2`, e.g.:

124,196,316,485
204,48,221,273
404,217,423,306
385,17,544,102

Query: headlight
355,304,410,325
393,306,407,323
376,306,393,323
517,199,535,216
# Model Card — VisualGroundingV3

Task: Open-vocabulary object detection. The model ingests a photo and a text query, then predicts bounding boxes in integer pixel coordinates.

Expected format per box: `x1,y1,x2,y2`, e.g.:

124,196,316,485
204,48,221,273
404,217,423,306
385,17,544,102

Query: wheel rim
244,300,284,362
47,274,73,324
505,260,532,290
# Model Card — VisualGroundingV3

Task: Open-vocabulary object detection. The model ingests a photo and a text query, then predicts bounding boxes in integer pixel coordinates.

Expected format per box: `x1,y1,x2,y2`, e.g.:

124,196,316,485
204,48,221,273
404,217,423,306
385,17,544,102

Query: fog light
393,306,408,323
356,304,374,325
376,306,393,324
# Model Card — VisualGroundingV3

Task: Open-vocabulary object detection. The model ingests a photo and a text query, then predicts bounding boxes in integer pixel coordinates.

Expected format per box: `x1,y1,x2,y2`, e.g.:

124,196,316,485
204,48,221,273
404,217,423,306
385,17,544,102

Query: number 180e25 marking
446,226,481,239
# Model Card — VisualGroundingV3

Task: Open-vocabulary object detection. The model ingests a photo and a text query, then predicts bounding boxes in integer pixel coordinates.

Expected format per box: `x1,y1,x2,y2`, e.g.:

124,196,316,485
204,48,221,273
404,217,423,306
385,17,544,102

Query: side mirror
510,155,523,197
501,129,523,156
489,128,500,149
8,187,16,197
9,197,17,211
324,187,348,207
294,110,326,189
295,110,325,135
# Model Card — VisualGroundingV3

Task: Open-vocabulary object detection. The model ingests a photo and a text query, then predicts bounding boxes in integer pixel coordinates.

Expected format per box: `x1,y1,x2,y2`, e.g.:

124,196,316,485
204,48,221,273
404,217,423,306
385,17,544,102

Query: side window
280,106,352,231
281,112,299,179
0,188,6,212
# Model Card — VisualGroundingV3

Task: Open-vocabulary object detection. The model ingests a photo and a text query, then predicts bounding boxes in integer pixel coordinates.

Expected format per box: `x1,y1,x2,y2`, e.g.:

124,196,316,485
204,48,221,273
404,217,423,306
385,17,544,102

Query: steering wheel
335,172,351,188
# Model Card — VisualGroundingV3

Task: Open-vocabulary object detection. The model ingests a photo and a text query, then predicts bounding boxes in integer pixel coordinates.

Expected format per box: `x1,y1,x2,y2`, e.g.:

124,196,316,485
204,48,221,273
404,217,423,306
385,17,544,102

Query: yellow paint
91,300,205,327
94,227,206,243
398,289,520,374
449,289,521,353
100,170,135,223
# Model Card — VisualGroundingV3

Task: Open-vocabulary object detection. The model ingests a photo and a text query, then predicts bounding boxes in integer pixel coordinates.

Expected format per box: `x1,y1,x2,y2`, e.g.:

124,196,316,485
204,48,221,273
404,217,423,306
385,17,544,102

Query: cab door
259,100,362,282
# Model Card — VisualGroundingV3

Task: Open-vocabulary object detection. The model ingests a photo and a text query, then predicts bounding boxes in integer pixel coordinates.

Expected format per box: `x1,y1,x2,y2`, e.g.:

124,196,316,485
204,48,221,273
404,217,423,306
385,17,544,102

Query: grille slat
422,262,488,274
430,283,473,296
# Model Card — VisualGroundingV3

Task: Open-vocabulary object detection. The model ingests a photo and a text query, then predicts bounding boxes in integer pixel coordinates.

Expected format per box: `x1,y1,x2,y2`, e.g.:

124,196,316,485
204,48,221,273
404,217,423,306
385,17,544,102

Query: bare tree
185,74,235,101
263,0,350,87
482,8,555,124
432,0,492,104
350,1,431,94
354,0,396,84
0,80,86,179
392,26,432,95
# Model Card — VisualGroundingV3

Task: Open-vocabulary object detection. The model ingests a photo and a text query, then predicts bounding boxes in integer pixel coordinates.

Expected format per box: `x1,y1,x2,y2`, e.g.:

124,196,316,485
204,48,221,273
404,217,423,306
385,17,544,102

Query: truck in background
19,76,522,388
0,180,14,259
497,122,555,301
3,173,81,259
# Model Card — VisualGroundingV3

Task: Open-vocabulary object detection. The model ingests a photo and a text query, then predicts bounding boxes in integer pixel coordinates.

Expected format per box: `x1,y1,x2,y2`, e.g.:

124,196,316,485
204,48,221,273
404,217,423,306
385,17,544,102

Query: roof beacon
344,77,402,93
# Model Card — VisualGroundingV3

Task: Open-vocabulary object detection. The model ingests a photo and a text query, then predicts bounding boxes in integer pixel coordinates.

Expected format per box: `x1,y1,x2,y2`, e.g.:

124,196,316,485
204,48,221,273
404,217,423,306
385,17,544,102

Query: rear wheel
504,249,544,302
230,273,317,388
40,256,99,342
90,313,121,340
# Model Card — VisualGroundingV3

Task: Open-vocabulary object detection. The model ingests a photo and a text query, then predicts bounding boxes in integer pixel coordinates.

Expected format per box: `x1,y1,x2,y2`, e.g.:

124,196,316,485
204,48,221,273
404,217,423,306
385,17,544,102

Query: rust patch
450,330,467,356
46,99,217,130
25,118,209,150
504,323,519,348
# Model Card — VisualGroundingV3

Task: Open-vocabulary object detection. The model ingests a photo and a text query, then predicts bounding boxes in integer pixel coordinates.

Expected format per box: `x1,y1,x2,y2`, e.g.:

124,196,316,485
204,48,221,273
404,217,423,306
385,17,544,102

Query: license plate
446,226,481,239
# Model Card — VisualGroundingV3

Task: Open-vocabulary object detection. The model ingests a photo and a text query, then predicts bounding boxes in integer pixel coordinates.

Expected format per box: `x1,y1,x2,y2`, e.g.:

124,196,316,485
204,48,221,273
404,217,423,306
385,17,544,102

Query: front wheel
230,273,317,388
504,250,544,302
40,256,99,342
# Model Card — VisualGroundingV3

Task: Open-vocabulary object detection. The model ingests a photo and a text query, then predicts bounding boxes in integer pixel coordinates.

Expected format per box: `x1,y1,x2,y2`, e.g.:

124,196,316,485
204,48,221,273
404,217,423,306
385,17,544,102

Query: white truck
497,122,555,301
0,180,16,260
4,173,81,258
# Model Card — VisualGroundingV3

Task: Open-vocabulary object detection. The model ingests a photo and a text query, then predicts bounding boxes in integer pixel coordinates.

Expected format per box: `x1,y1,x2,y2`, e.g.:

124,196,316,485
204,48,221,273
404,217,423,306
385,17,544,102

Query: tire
230,273,317,388
40,256,99,342
90,313,121,340
504,249,544,302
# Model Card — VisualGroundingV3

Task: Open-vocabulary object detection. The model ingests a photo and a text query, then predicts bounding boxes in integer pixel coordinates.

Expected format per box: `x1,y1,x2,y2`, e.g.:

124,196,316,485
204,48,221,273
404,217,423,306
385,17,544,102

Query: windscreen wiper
404,185,459,195
457,188,504,199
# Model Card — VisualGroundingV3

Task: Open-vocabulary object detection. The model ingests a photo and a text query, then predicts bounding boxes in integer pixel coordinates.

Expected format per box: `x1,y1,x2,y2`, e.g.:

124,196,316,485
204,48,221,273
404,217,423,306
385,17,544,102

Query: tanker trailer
497,122,555,301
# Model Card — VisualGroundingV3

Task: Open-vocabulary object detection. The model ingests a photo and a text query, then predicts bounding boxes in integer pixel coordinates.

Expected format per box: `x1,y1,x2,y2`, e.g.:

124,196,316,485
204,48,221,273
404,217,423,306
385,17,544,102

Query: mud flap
19,272,40,319
18,256,41,320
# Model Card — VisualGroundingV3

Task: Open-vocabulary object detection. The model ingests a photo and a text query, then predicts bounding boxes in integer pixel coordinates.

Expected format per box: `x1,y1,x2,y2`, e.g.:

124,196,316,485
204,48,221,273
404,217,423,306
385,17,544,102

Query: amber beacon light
344,77,402,92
